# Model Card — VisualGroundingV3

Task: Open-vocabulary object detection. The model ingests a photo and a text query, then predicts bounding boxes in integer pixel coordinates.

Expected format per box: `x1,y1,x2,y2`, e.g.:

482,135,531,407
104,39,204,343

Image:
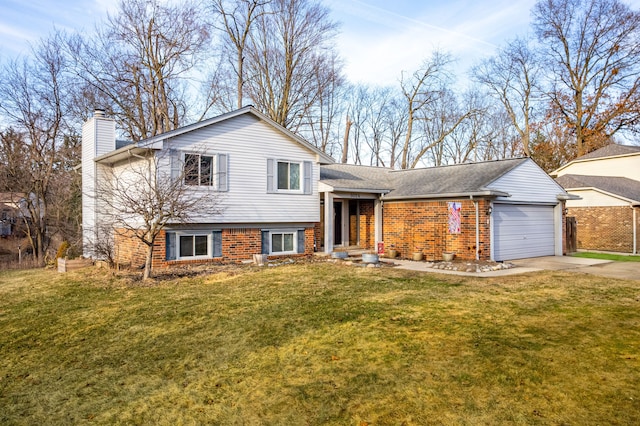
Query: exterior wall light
486,206,493,216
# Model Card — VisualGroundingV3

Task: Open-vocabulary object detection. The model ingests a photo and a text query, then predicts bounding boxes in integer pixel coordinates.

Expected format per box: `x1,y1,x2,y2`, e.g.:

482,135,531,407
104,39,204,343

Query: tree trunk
341,115,352,163
143,243,154,280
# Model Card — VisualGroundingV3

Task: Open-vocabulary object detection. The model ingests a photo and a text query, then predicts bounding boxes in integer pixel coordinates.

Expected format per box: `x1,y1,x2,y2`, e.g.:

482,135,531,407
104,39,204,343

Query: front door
334,201,342,246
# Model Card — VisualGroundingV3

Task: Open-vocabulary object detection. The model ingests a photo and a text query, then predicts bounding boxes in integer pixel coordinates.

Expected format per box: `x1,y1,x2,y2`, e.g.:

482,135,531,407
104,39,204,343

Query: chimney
81,108,116,258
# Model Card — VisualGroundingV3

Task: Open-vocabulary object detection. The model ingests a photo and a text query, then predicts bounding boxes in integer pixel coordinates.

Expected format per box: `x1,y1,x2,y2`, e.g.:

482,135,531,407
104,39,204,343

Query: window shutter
169,150,181,183
217,154,228,191
212,230,222,257
166,232,176,260
266,159,274,193
303,161,312,194
297,229,306,254
261,230,270,254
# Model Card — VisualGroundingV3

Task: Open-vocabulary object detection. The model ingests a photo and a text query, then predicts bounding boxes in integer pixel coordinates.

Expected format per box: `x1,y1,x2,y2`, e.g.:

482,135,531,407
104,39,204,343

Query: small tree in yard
97,149,221,280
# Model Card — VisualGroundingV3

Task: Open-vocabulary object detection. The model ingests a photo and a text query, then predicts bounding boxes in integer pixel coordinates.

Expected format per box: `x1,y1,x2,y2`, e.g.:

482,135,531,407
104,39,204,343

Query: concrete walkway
387,256,639,281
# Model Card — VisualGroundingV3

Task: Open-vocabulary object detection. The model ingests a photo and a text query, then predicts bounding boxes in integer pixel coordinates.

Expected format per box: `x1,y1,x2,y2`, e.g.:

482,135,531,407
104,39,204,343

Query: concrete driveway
510,256,639,281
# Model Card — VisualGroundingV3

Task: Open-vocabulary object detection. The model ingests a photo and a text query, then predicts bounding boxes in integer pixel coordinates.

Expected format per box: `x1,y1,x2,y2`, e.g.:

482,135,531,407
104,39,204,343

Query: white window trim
176,231,212,260
276,160,303,193
269,229,298,255
183,152,217,188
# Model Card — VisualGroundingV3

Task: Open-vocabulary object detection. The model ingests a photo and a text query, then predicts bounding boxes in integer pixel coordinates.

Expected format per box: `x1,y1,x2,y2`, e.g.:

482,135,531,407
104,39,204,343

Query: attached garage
320,157,570,262
492,204,556,261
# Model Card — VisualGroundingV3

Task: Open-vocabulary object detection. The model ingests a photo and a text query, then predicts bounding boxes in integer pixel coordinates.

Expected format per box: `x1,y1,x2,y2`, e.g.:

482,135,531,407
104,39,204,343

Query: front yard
1,263,639,424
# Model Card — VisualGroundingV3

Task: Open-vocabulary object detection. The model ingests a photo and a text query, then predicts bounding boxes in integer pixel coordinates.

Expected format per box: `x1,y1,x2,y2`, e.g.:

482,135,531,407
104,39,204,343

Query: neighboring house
319,158,571,261
552,144,640,254
0,192,26,237
82,106,334,268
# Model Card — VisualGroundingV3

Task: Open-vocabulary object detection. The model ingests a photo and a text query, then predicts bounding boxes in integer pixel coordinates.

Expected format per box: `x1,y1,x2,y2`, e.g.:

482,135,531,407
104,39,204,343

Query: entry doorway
333,201,343,246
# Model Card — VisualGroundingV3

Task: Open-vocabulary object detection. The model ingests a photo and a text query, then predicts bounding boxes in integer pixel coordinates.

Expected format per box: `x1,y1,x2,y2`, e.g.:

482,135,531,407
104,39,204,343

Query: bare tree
533,0,640,156
0,35,79,265
472,37,541,157
211,0,272,109
67,0,213,141
96,150,221,280
244,0,341,130
413,88,474,168
432,88,491,165
399,51,455,169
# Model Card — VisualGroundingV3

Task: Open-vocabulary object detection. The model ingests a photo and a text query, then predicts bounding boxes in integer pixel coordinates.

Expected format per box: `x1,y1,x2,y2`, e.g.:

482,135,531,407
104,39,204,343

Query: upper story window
277,161,301,191
172,151,227,191
267,158,312,194
184,153,213,186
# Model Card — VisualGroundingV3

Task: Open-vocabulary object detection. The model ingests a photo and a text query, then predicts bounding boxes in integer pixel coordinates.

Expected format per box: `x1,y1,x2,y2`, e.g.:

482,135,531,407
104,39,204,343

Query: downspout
633,206,637,255
471,195,479,261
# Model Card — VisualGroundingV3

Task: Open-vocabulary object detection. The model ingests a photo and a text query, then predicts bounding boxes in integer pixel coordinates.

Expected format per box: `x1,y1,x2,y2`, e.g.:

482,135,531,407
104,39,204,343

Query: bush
55,241,70,266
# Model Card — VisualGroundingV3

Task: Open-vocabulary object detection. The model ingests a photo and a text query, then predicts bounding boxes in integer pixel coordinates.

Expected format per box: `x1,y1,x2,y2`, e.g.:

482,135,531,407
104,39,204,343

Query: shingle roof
575,144,640,160
384,158,526,199
320,164,394,192
320,158,528,199
556,174,640,203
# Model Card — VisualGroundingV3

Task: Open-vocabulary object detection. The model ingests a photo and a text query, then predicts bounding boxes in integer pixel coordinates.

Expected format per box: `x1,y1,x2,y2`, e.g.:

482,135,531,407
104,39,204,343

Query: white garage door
493,204,555,261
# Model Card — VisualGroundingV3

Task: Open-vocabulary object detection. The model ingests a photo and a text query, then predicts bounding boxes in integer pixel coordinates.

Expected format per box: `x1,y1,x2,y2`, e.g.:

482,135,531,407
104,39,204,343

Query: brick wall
568,206,638,253
383,199,491,261
114,226,315,269
358,200,375,250
114,229,154,269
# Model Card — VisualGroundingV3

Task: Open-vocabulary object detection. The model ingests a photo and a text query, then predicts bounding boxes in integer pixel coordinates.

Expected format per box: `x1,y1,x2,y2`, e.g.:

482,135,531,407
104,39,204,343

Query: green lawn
1,263,639,425
572,251,640,262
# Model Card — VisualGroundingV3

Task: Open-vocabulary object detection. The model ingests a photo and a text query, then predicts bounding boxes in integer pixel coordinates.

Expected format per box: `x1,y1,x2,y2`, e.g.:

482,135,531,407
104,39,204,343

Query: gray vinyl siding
159,114,320,224
488,159,564,204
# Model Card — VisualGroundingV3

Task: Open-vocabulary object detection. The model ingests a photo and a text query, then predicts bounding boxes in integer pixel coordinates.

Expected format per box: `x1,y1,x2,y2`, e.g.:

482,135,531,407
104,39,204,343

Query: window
267,159,312,194
184,153,213,186
166,230,222,261
271,232,295,253
261,229,306,255
277,161,300,190
180,234,208,257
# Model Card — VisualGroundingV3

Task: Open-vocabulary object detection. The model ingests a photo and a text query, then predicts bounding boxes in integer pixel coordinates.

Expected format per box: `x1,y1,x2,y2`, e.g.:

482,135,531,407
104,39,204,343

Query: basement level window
180,234,208,257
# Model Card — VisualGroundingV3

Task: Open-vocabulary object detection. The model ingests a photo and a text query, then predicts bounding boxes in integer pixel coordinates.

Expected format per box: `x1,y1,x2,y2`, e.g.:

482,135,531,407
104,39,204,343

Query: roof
384,158,525,200
555,174,640,204
0,192,25,204
551,143,640,176
95,106,335,165
576,144,640,161
321,158,530,200
320,164,394,193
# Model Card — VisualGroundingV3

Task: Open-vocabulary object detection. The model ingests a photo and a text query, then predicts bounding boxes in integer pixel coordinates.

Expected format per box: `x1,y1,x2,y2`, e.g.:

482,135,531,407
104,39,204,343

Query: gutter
94,145,155,164
383,189,510,201
330,187,392,195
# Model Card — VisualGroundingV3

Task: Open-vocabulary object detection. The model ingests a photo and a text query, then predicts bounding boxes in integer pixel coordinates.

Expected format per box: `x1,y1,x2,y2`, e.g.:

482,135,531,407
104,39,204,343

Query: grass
1,263,639,425
572,251,640,262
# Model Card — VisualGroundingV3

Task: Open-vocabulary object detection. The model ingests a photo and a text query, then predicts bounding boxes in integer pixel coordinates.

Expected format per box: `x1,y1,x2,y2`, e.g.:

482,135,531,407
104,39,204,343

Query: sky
1,0,639,86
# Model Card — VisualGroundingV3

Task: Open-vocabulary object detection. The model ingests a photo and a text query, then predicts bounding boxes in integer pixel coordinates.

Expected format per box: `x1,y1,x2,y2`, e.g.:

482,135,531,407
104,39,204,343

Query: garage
493,204,556,261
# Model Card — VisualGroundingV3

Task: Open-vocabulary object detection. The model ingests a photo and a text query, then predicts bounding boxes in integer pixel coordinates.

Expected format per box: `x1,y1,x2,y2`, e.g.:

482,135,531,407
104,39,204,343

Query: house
319,159,571,261
82,107,569,267
552,144,640,254
82,106,334,268
0,192,26,237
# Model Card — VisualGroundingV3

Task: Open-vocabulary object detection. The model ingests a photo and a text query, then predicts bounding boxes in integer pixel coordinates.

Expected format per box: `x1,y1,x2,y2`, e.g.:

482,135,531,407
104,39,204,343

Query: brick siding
114,226,315,269
383,199,492,261
568,206,639,253
357,200,375,250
